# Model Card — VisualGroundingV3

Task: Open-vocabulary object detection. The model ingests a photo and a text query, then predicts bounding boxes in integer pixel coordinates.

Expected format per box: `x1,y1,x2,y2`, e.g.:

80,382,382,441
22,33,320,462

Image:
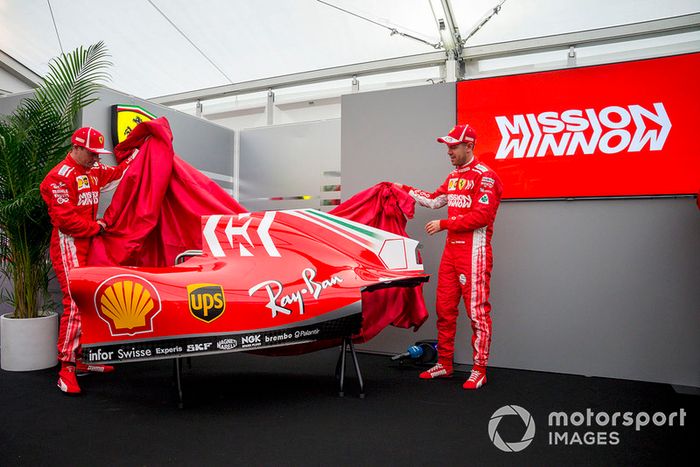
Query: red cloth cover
88,118,247,267
330,182,428,341
86,117,427,347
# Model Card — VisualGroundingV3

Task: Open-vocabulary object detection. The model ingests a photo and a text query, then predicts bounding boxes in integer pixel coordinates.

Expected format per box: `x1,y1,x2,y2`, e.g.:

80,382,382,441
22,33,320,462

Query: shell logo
93,275,162,336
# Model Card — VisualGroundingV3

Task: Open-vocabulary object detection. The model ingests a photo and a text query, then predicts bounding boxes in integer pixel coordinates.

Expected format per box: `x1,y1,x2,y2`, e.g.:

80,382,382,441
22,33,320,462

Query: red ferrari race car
69,208,428,364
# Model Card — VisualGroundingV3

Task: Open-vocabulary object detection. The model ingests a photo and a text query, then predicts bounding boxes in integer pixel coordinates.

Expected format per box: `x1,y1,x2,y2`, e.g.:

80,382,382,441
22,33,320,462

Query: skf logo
76,175,90,190
187,284,225,323
94,275,162,336
495,103,671,159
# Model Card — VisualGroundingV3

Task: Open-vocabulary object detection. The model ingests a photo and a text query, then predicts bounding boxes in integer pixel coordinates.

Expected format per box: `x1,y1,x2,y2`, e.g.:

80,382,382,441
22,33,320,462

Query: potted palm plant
0,42,111,370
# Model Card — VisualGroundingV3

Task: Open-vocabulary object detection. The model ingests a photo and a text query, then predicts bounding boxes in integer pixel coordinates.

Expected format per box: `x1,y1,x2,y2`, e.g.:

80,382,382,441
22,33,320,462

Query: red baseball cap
71,127,111,154
437,124,477,146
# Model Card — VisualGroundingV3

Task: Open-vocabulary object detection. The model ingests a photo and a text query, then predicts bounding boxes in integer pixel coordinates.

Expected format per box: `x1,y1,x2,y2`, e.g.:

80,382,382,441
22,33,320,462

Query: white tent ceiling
1,0,699,99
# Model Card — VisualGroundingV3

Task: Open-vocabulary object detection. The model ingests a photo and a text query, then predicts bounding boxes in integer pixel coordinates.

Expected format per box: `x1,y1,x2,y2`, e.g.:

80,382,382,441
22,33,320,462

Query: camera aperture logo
489,405,536,452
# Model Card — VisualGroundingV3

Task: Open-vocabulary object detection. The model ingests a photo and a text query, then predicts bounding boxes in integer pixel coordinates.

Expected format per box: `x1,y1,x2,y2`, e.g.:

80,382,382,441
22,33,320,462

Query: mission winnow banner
457,52,700,199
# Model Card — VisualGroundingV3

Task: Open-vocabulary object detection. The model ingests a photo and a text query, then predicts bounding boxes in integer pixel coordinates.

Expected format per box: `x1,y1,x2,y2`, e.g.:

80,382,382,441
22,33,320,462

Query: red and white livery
68,209,428,363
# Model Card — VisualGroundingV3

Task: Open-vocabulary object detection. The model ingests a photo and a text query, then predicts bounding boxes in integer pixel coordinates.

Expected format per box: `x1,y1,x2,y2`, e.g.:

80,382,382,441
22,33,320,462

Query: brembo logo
495,103,671,159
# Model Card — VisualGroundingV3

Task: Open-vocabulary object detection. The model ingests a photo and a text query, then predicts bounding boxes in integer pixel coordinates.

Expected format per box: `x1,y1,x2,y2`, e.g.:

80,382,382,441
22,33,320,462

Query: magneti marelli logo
489,405,536,452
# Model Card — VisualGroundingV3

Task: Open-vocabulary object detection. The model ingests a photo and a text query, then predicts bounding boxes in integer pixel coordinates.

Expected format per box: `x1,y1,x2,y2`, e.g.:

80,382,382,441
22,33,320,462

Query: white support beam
151,13,700,107
440,0,463,57
465,39,700,80
0,49,43,88
444,56,458,82
265,89,275,125
151,52,447,105
461,12,700,60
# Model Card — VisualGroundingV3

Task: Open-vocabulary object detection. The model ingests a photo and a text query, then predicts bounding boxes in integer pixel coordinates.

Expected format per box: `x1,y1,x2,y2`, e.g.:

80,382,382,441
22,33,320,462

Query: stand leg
338,338,347,397
335,341,344,381
335,337,365,398
174,357,184,409
347,339,365,399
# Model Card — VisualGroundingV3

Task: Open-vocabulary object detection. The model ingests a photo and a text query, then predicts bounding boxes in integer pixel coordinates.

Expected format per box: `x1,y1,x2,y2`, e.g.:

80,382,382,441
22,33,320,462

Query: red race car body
69,209,428,363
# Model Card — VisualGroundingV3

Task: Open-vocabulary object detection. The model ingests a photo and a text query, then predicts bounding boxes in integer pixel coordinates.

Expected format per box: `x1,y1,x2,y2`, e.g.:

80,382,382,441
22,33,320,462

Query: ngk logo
495,103,671,159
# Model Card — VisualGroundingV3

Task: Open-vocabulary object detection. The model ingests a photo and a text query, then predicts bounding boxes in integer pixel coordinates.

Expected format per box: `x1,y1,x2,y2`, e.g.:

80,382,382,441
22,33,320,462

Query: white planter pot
1,311,58,371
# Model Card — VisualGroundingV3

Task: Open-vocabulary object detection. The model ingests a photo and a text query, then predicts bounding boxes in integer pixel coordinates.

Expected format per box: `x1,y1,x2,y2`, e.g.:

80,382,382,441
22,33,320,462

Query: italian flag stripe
116,105,157,119
305,209,381,240
287,210,374,250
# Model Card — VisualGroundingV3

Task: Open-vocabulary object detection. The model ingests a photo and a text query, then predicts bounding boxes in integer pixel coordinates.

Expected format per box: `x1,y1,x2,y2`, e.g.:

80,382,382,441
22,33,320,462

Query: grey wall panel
0,91,31,116
238,120,340,212
487,197,700,387
82,88,234,186
81,88,235,213
341,82,455,361
342,82,700,387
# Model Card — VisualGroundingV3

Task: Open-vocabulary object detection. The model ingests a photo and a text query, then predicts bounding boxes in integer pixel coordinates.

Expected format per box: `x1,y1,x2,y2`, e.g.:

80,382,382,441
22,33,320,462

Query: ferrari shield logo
111,104,157,145
187,284,226,323
76,175,90,190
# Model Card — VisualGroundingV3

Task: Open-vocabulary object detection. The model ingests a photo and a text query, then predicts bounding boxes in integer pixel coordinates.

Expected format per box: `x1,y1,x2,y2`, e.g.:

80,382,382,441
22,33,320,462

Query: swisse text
495,103,671,159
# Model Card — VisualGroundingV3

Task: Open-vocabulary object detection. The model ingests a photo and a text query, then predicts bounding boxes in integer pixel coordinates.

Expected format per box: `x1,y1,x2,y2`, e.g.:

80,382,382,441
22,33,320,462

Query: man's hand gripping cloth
87,118,247,267
330,182,429,342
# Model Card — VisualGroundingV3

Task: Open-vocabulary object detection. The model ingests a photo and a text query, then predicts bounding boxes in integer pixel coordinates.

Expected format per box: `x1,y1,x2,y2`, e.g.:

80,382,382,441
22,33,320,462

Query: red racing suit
40,153,134,363
401,157,503,368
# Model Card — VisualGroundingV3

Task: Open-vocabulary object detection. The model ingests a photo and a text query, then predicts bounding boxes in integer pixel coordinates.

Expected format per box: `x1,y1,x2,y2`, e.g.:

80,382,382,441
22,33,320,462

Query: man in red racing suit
396,123,503,389
40,127,136,394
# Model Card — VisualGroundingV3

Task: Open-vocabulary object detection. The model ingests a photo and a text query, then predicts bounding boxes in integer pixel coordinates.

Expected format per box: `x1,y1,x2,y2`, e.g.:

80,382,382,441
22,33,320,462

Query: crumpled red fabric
86,117,427,347
330,182,428,341
88,118,247,267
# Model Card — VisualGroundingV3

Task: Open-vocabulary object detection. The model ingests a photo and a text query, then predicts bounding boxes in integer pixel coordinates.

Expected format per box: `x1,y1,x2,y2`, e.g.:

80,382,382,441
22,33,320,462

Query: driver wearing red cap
395,123,503,389
40,127,137,394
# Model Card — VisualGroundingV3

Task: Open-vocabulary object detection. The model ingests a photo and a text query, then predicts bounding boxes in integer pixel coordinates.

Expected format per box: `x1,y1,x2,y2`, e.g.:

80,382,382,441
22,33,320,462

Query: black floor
1,349,697,466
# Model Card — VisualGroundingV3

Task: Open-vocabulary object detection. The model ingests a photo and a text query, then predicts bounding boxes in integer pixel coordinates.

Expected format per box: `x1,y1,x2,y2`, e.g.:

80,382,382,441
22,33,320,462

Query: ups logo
187,284,225,323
